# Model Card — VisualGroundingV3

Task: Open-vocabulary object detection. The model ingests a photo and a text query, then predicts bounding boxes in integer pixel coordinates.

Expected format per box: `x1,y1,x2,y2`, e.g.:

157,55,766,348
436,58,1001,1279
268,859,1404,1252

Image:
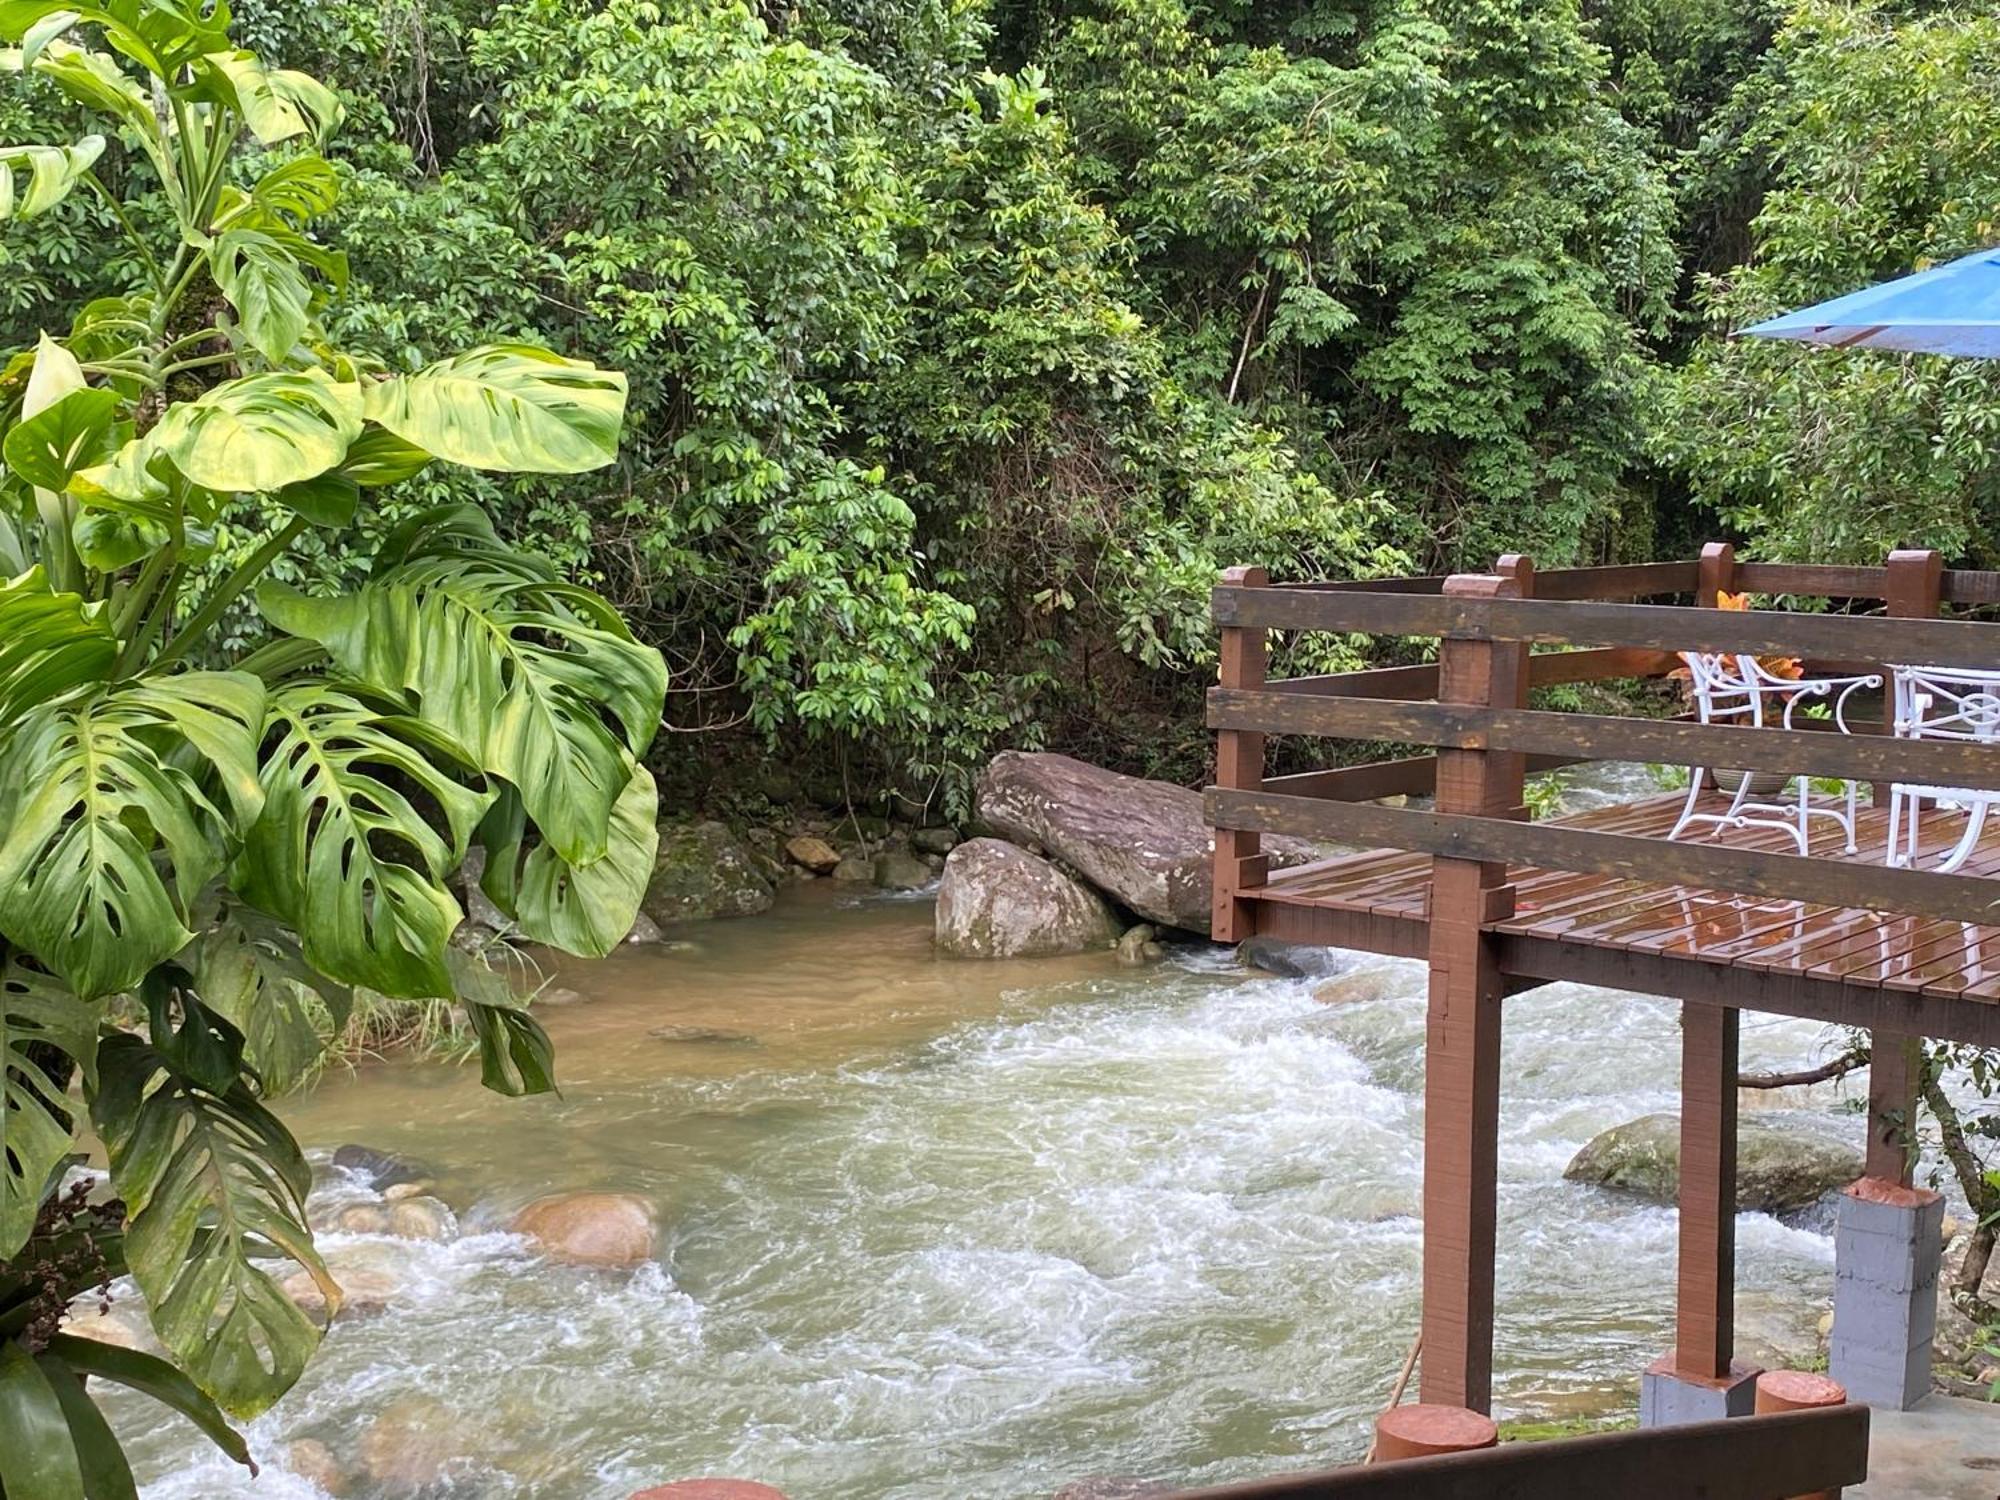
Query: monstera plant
0,3,664,1492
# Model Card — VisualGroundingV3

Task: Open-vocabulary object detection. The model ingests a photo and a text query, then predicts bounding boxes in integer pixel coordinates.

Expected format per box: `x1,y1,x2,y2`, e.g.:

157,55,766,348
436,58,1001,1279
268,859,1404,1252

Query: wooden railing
1207,546,2000,941
1160,1404,1868,1500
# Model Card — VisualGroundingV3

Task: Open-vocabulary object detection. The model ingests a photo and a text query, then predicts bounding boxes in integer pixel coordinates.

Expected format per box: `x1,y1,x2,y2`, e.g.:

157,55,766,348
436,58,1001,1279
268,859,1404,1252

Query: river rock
626,912,666,944
1314,969,1400,1005
975,752,1320,934
387,1196,456,1242
785,835,841,874
1238,937,1355,979
911,826,960,856
510,1191,657,1267
62,1300,152,1352
831,853,873,882
874,850,933,890
1564,1112,1863,1215
935,839,1121,958
1115,925,1162,966
650,1024,759,1046
358,1396,474,1492
1051,1480,1171,1500
643,821,776,925
335,1203,393,1235
332,1143,432,1190
631,1484,791,1500
283,1241,409,1319
288,1438,351,1497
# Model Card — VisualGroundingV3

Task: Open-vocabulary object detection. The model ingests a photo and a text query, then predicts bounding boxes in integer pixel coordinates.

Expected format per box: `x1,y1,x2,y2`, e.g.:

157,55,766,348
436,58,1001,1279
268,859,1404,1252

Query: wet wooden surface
1245,790,2000,1011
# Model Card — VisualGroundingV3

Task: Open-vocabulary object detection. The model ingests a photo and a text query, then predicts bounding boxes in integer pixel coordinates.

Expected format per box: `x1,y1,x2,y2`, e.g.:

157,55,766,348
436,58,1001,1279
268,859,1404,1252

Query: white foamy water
118,770,1871,1498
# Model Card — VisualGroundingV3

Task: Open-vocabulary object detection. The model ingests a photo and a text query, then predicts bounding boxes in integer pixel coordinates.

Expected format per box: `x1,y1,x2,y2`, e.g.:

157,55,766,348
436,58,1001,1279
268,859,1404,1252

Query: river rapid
119,782,1863,1499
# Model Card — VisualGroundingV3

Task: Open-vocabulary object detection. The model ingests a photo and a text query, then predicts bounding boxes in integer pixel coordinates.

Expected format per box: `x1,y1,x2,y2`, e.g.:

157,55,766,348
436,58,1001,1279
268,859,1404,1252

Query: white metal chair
1884,666,2000,871
1668,652,1880,854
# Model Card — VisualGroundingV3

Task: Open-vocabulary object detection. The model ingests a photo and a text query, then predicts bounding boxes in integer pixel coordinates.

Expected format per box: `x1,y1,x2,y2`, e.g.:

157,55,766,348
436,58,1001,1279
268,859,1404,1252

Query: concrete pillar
1640,1352,1762,1426
1828,1178,1944,1410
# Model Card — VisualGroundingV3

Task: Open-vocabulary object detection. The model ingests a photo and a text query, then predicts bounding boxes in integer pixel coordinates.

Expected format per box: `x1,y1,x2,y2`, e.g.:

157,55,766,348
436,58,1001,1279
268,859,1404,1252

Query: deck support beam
1419,569,1528,1414
1676,1001,1740,1381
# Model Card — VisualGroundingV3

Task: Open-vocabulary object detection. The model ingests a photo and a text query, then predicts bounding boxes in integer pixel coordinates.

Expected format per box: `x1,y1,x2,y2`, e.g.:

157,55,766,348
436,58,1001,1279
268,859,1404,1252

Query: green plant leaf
0,134,102,219
0,673,265,998
192,905,349,1095
362,344,628,475
482,765,659,958
210,229,310,363
233,682,492,999
189,50,341,146
151,369,363,494
27,41,157,145
0,0,228,74
452,951,556,1098
336,426,432,487
71,506,167,569
260,537,664,864
0,957,100,1260
43,1336,250,1470
0,1340,85,1500
3,386,117,491
0,566,114,724
244,155,336,226
272,472,357,528
40,1352,138,1500
92,1012,334,1418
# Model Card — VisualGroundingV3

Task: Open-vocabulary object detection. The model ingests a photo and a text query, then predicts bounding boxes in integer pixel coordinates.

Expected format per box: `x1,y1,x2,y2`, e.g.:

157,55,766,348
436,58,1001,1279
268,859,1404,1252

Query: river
120,781,1861,1498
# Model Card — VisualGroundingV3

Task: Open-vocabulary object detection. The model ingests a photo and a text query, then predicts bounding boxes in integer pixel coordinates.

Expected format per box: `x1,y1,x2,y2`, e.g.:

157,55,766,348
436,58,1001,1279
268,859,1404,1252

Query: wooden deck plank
1232,786,2000,1023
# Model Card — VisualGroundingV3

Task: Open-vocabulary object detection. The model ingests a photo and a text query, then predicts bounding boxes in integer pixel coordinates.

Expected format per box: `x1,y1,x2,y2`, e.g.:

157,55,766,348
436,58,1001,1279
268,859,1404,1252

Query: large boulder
643,821,776,925
975,752,1319,934
510,1191,658,1267
935,839,1121,958
1564,1112,1862,1216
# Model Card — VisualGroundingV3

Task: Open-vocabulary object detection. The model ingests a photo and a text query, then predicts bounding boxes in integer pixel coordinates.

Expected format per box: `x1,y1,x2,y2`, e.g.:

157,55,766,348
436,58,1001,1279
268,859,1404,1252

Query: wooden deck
1243,789,2000,1043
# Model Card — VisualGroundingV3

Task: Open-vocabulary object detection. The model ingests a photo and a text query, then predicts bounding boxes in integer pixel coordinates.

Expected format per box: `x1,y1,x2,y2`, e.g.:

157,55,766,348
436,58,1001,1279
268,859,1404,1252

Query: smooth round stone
630,1483,790,1500
509,1191,657,1268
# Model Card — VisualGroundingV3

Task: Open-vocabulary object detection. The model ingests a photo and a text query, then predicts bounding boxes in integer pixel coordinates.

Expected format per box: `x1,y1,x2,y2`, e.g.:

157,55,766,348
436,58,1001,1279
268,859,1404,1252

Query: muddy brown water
121,868,1854,1499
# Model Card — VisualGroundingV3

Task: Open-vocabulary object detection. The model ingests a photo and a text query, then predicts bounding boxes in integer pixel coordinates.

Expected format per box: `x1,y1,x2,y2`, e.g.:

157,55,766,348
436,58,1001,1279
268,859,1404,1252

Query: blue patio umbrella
1737,245,2000,357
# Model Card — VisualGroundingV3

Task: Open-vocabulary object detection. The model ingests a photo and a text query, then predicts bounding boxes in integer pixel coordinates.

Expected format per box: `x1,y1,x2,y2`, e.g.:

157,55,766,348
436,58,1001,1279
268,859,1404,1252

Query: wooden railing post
1213,565,1270,942
1419,572,1528,1414
1694,544,1736,793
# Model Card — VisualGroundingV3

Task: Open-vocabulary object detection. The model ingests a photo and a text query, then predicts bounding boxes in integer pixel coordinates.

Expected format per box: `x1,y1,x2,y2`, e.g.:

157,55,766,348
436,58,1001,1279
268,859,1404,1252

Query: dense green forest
6,0,1996,808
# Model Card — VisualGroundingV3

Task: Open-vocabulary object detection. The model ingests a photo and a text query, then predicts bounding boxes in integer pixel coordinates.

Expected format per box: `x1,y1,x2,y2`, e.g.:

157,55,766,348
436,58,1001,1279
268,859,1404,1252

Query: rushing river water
118,773,1868,1500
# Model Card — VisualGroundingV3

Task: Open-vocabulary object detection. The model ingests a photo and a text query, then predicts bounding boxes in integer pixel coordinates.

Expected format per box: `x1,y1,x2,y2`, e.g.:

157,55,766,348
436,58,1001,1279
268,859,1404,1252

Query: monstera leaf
0,956,101,1259
232,683,492,999
151,368,362,493
211,228,311,362
0,135,103,219
480,766,659,958
92,985,336,1417
0,2,230,77
362,345,628,475
2,384,118,491
0,673,265,998
0,566,114,725
259,538,664,865
189,49,341,145
21,39,158,143
192,905,351,1094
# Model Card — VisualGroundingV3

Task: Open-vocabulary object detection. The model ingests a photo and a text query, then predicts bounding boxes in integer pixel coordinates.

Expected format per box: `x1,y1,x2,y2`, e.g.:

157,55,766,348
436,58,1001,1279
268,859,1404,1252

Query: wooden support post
1419,572,1528,1414
1676,1003,1740,1381
1866,548,1940,1185
1213,565,1270,942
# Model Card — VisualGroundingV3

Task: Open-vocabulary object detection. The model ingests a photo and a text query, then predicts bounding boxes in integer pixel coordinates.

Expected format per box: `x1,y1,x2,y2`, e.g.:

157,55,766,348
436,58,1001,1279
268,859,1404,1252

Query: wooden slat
1268,664,1442,700
1207,691,2000,794
1207,788,2000,928
1272,562,1698,600
1944,569,2000,605
1263,751,1575,804
1161,1405,1868,1500
1733,562,1888,598
1211,588,2000,670
1527,645,1679,685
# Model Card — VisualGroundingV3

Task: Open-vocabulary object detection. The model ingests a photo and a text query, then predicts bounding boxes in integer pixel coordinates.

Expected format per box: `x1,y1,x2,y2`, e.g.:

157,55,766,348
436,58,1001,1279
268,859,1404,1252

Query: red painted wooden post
1676,1002,1739,1382
1418,571,1528,1414
1867,548,1941,1185
1213,565,1270,942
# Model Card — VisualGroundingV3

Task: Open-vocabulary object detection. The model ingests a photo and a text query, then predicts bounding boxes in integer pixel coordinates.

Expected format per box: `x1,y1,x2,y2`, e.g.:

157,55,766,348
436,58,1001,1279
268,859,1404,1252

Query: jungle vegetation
11,0,1990,813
